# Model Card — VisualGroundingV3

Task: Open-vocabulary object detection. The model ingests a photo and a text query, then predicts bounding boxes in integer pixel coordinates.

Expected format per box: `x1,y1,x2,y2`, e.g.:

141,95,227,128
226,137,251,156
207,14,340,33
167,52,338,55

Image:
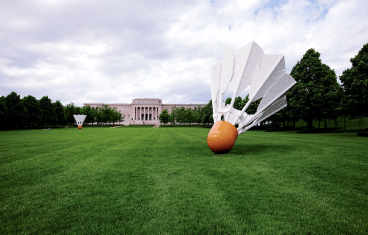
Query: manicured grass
1,127,367,234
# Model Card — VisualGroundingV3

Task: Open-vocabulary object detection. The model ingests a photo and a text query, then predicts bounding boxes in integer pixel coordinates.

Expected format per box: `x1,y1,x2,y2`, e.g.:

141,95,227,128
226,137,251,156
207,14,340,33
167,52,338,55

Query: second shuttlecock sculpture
73,114,87,129
207,41,296,153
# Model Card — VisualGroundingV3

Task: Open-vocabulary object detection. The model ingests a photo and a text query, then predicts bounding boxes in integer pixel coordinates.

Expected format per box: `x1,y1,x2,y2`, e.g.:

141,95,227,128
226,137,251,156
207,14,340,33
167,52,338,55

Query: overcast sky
1,0,367,107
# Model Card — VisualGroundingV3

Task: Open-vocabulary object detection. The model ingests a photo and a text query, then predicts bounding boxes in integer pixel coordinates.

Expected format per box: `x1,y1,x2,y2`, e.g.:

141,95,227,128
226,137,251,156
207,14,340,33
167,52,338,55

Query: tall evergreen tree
339,43,368,119
22,95,41,129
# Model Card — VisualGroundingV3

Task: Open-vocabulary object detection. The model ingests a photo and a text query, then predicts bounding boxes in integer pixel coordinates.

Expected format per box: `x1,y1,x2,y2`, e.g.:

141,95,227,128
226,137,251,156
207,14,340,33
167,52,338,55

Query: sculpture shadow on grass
220,143,295,156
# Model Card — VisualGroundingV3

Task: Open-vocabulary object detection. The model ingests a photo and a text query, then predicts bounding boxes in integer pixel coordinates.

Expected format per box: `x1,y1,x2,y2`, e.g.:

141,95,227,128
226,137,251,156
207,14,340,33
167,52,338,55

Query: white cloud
0,0,367,106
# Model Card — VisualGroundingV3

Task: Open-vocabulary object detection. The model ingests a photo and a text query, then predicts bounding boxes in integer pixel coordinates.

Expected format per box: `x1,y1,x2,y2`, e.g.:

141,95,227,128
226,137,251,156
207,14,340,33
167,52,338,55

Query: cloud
0,0,367,106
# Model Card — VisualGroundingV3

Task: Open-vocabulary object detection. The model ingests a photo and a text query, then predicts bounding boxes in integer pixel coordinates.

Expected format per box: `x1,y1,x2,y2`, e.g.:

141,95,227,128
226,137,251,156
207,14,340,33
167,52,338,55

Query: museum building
83,98,206,125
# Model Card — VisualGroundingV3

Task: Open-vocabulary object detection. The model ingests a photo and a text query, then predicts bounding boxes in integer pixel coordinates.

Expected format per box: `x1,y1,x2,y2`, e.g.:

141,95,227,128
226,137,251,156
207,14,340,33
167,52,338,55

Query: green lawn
1,127,367,234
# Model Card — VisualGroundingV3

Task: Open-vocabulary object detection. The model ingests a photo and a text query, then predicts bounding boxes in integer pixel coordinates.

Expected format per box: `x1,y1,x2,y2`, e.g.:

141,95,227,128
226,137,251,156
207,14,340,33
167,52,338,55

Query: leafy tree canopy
340,42,368,118
159,109,170,125
23,95,41,128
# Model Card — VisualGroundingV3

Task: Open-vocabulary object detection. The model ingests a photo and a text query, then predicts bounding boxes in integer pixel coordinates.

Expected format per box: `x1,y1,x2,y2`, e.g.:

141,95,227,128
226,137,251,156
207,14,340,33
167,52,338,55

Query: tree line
0,95,123,130
158,94,262,127
1,43,367,130
159,43,368,130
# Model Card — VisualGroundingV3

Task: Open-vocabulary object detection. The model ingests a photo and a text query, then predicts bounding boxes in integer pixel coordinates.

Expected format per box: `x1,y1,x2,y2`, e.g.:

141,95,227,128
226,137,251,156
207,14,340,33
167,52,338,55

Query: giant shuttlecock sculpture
207,41,296,153
73,114,87,129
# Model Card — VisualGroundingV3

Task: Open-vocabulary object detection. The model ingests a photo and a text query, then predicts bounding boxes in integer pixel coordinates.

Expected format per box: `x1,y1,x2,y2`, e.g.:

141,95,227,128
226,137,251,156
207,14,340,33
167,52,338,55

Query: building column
144,107,145,121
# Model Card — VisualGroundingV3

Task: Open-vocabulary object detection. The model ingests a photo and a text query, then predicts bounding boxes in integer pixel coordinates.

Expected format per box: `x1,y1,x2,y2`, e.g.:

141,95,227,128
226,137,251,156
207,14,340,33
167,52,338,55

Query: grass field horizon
12,115,367,131
1,126,367,234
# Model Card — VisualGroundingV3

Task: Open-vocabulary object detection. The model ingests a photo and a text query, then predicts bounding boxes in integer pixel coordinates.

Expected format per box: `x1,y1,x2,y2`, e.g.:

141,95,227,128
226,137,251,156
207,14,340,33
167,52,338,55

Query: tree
109,107,122,125
90,107,98,125
337,86,349,129
75,107,82,115
340,43,368,119
81,105,93,125
169,106,177,125
289,48,327,131
221,96,247,126
185,108,193,125
201,100,213,127
109,107,117,124
0,96,7,129
5,92,27,129
159,109,170,125
176,107,185,125
65,103,77,125
319,64,342,129
195,107,203,125
192,106,201,125
242,94,261,115
53,101,65,127
116,111,123,124
225,97,232,106
223,96,245,110
99,105,112,125
233,96,244,110
95,106,103,125
284,83,303,128
22,95,41,129
39,96,55,128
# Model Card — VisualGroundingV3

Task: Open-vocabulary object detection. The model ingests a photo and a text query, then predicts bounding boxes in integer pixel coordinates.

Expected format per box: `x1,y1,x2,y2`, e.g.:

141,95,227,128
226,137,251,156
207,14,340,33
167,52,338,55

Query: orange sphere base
78,126,82,129
207,121,238,153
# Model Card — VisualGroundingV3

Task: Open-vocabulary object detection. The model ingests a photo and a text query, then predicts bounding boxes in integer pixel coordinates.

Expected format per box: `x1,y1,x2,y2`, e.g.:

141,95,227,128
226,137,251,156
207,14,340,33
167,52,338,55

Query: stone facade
83,98,206,125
